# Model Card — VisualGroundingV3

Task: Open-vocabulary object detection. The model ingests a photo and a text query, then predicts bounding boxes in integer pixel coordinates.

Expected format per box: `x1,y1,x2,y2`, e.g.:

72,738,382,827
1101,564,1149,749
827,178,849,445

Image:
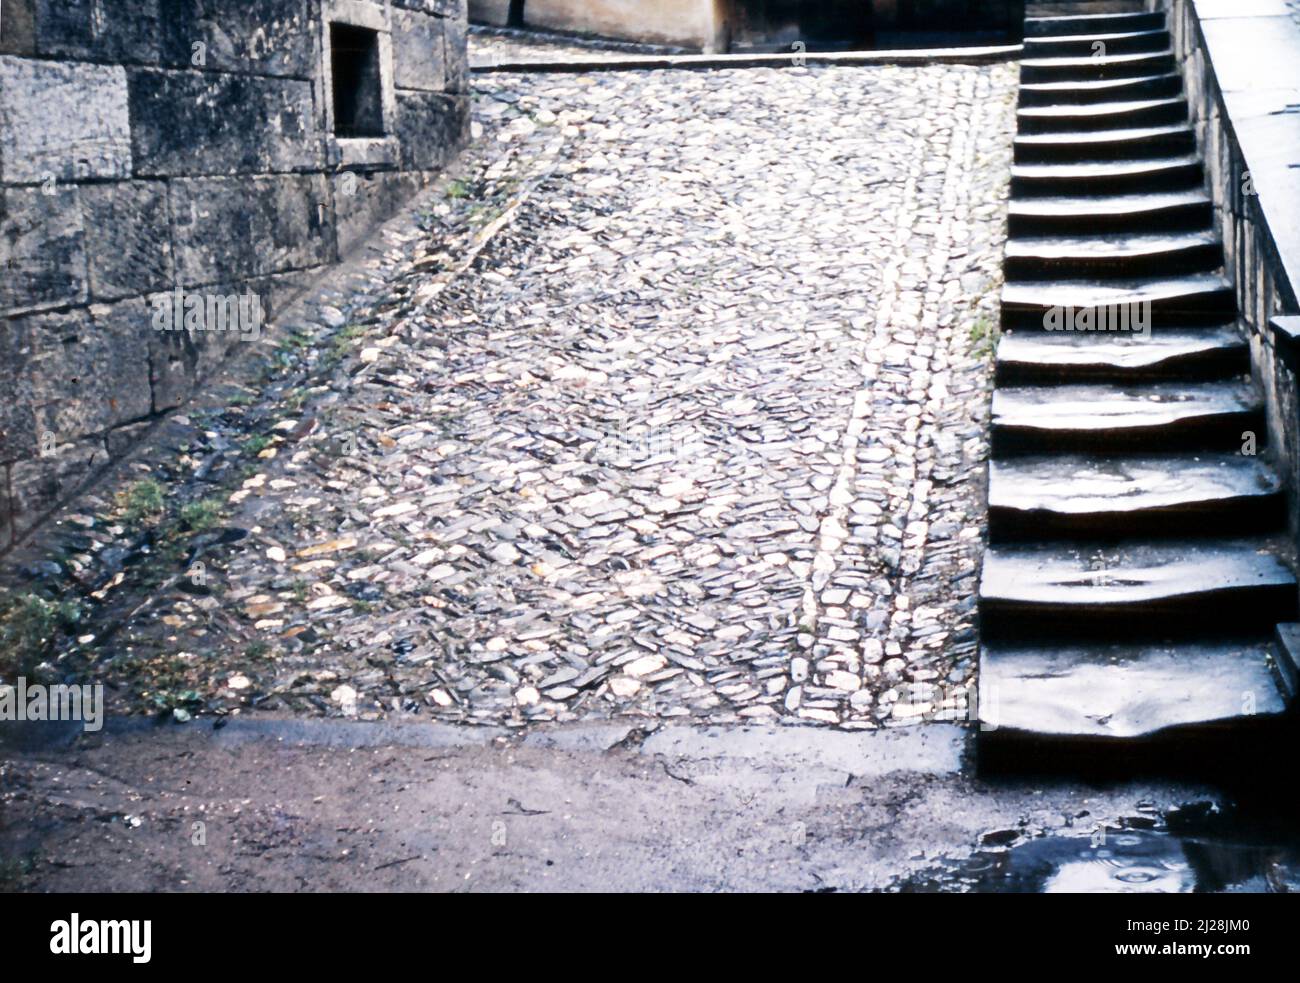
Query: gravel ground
0,59,1016,732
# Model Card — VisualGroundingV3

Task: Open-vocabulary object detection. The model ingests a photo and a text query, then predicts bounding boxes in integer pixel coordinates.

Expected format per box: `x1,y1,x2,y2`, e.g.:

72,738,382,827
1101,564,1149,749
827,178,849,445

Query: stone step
1000,273,1236,329
1004,230,1221,280
1019,72,1183,107
1023,28,1171,60
995,326,1249,384
977,639,1289,741
1024,11,1166,37
990,380,1264,454
1027,1,1150,15
1017,96,1189,134
979,539,1298,637
1014,123,1195,163
1021,49,1176,84
1010,155,1202,197
1007,189,1212,236
988,453,1284,540
1275,623,1300,701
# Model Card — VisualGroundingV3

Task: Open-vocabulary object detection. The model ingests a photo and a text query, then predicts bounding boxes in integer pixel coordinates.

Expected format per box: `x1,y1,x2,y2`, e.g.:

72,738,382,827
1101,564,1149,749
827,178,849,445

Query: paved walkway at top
2,57,1017,731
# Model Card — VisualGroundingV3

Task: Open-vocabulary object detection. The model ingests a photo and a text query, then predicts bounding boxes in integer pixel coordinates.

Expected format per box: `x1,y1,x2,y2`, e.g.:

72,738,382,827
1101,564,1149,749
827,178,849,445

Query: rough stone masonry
0,0,472,550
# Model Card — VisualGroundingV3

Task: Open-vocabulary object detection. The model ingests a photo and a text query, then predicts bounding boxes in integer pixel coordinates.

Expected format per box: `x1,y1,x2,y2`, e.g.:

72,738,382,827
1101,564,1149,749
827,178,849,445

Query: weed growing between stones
969,314,998,359
117,479,166,527
179,498,224,533
0,593,84,678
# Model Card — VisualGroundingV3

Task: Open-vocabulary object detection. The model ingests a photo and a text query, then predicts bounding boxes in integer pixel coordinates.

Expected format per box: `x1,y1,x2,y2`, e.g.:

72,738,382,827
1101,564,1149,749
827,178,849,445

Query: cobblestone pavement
2,61,1016,730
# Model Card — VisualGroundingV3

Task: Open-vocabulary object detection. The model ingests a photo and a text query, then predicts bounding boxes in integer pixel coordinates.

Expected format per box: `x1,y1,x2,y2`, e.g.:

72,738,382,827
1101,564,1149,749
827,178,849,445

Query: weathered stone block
158,0,317,77
0,186,88,314
0,56,133,183
8,435,110,539
334,169,425,256
467,0,510,27
0,469,12,546
18,300,154,442
255,173,336,276
80,181,175,300
168,178,255,285
397,0,467,16
444,15,468,92
392,8,446,92
395,92,468,170
0,318,38,462
104,420,155,458
169,173,334,285
147,274,293,411
0,0,36,55
36,0,161,63
129,68,320,177
148,314,231,412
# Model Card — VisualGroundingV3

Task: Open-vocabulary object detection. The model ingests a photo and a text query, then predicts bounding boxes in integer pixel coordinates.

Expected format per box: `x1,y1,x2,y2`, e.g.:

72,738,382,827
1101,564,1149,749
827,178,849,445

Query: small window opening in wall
508,0,526,29
330,23,384,138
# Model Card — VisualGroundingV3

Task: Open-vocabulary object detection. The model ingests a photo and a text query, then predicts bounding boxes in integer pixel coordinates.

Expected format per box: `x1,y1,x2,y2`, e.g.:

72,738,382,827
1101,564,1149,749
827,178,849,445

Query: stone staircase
977,0,1300,770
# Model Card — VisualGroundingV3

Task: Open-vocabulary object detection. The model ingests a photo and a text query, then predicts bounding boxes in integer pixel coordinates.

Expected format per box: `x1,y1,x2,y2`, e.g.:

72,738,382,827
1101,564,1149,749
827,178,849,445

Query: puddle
891,808,1300,893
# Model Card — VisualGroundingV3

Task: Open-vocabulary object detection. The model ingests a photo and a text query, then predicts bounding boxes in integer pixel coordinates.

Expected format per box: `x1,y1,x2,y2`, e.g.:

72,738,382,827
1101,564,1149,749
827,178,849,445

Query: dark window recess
508,0,526,28
330,23,384,138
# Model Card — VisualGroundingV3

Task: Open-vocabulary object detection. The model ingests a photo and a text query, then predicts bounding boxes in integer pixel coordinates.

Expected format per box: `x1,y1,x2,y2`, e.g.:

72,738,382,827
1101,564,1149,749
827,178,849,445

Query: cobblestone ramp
978,0,1300,769
5,63,1019,727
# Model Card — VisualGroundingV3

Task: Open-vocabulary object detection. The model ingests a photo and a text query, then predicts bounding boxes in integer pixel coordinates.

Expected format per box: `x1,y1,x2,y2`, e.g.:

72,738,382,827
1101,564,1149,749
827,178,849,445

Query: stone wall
0,0,471,550
520,0,729,51
468,0,1024,51
1151,0,1300,543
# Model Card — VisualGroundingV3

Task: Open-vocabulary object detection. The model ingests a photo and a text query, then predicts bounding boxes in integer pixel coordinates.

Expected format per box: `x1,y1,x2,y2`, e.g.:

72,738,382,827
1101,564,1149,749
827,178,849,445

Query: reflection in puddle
893,825,1300,893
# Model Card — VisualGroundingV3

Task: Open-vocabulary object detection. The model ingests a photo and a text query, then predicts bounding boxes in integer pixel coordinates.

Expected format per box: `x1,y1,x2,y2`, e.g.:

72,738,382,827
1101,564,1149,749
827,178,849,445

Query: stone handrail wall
1152,0,1300,542
0,0,471,551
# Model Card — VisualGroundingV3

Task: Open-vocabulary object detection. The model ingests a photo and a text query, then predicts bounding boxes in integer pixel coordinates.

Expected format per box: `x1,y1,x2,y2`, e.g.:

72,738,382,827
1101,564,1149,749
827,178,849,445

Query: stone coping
472,43,1024,73
1191,0,1300,310
1271,314,1300,368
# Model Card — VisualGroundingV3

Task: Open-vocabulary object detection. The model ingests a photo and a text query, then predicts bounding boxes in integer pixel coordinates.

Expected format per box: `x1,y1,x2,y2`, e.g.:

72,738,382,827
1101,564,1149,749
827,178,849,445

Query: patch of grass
279,327,313,353
118,479,165,526
332,322,366,349
969,315,999,358
179,497,223,533
445,178,471,200
0,594,83,676
319,322,367,372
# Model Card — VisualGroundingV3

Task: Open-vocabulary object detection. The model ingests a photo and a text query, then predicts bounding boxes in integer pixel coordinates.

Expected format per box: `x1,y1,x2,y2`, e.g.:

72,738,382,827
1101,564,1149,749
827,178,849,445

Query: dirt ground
1,716,1224,892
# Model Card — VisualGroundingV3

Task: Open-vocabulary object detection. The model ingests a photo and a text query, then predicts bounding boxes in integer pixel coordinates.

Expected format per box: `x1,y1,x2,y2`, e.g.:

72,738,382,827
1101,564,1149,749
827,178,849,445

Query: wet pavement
893,807,1300,893
11,716,1300,892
